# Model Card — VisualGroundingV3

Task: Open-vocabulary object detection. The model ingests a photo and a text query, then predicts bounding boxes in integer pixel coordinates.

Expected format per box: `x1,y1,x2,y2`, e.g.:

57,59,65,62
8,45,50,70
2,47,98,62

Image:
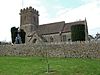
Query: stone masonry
0,41,100,58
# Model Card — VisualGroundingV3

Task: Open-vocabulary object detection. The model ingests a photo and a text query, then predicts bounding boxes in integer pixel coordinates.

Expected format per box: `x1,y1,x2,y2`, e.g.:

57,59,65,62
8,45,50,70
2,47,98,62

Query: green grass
0,56,100,75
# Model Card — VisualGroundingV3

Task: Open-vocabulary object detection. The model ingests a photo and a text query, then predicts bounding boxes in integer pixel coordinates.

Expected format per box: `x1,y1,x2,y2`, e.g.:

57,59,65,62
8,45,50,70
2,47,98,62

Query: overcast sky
0,0,100,42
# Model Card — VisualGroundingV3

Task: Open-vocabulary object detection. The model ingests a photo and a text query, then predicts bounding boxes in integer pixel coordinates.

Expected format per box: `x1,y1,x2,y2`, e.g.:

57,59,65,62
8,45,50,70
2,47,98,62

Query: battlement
20,6,39,15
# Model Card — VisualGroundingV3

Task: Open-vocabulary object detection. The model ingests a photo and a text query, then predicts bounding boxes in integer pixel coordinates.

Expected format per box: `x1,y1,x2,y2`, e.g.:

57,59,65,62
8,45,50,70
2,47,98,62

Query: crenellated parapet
20,6,39,15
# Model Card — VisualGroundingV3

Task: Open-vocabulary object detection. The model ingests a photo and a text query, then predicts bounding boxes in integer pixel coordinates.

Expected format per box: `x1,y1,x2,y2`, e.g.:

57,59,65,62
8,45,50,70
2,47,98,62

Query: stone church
19,6,88,44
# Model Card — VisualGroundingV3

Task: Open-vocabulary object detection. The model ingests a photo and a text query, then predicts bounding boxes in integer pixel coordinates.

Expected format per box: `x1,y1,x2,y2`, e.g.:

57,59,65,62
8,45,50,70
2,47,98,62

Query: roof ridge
40,21,65,26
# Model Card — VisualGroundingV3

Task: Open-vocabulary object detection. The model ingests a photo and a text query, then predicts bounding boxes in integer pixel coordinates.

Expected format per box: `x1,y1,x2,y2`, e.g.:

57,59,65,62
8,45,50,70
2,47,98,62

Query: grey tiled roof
37,20,86,35
37,21,65,35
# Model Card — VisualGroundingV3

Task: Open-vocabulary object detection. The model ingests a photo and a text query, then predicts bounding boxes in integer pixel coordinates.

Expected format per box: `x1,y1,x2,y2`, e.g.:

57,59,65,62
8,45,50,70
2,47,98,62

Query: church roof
38,21,65,35
37,20,86,35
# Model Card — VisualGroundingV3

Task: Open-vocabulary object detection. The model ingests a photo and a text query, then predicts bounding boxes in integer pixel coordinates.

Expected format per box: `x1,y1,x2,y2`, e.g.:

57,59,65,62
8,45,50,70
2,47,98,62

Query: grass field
0,56,100,75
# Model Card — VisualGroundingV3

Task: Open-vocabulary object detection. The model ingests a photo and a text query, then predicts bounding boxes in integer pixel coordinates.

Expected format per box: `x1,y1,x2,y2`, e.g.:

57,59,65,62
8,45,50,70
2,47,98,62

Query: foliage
71,24,85,42
11,27,26,44
0,56,100,75
11,27,18,44
19,29,26,43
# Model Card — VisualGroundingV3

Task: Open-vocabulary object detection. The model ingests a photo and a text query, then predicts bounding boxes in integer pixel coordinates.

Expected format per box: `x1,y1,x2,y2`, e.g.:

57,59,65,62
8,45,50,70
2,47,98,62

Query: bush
11,27,18,43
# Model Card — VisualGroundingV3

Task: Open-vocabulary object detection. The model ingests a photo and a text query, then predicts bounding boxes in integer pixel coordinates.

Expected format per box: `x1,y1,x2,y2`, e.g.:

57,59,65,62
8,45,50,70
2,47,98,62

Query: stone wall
42,32,71,42
0,41,100,58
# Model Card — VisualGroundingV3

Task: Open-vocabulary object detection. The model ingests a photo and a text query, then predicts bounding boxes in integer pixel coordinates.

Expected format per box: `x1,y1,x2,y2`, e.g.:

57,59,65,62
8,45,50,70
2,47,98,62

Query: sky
0,0,100,42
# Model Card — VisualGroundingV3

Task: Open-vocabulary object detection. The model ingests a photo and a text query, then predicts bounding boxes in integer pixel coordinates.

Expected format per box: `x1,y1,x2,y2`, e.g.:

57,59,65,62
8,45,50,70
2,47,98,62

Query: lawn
0,56,100,75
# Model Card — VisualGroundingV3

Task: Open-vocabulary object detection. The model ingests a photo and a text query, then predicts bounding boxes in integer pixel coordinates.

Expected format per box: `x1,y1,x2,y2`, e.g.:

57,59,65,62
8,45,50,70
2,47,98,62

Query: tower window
24,16,26,21
33,17,36,23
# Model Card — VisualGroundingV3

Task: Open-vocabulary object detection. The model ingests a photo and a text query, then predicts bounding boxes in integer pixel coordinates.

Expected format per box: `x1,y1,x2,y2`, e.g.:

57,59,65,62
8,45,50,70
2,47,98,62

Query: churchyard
0,56,100,75
0,41,100,75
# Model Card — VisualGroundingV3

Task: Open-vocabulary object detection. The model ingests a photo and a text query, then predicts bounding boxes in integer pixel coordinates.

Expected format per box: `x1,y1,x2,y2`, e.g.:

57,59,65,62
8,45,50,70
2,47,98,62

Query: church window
62,35,66,42
50,36,53,42
33,39,37,43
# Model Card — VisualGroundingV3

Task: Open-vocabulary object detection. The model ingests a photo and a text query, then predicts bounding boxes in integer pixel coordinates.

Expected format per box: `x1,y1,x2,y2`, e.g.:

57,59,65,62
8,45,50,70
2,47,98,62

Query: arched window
24,16,26,21
33,16,36,23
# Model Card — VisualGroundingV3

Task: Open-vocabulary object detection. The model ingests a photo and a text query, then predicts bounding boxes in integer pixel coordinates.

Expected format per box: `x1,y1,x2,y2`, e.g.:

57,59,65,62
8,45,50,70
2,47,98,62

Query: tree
11,27,26,44
71,24,85,42
19,29,26,43
11,27,18,44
